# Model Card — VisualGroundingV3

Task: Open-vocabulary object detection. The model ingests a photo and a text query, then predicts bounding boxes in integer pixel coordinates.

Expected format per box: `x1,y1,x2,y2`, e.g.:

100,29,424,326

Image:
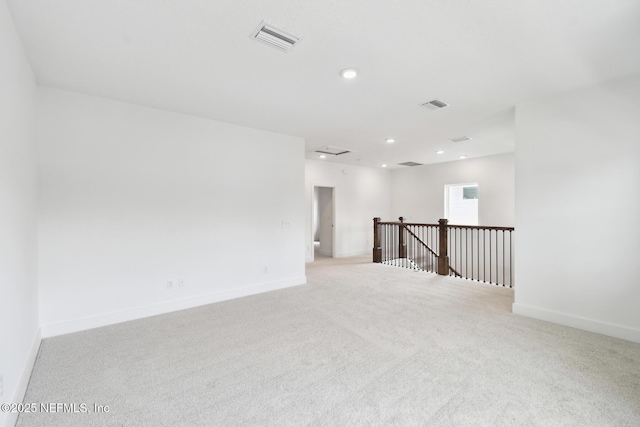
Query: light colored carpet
17,255,640,426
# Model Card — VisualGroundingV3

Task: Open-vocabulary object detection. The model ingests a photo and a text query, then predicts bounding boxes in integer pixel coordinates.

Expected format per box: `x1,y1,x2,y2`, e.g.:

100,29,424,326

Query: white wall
514,74,640,343
305,160,391,261
0,3,40,427
390,153,515,226
37,88,306,337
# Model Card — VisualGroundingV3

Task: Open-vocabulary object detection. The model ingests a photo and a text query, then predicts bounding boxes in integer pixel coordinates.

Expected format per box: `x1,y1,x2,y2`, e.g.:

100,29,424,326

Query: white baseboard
41,276,307,338
2,330,42,427
334,249,370,258
512,303,640,343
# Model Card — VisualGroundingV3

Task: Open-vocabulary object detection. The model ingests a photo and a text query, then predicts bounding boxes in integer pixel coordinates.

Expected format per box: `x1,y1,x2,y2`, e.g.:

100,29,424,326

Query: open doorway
313,186,334,259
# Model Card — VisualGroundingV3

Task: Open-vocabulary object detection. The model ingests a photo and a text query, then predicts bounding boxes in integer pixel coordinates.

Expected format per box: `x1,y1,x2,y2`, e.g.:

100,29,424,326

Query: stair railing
373,217,515,287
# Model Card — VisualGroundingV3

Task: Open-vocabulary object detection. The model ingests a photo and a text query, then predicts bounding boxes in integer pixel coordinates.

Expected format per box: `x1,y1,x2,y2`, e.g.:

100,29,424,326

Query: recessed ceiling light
319,155,326,159
385,138,395,143
436,150,444,154
459,155,467,159
341,68,358,79
381,164,387,168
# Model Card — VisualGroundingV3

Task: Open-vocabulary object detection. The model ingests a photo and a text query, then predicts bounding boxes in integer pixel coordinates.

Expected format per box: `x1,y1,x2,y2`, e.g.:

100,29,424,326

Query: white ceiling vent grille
449,136,472,143
398,161,423,167
421,99,449,110
314,146,351,156
251,21,300,52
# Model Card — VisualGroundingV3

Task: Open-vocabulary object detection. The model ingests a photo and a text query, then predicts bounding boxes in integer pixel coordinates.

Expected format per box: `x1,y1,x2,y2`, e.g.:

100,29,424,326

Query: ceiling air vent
251,21,300,52
398,161,423,167
421,99,449,110
314,146,351,156
449,136,472,143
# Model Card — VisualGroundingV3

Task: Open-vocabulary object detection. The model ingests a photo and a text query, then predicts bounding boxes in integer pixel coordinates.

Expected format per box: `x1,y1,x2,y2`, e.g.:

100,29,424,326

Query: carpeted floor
17,255,640,426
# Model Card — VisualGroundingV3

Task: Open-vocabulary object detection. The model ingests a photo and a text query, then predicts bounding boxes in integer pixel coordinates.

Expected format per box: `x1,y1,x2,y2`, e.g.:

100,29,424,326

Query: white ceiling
7,0,640,169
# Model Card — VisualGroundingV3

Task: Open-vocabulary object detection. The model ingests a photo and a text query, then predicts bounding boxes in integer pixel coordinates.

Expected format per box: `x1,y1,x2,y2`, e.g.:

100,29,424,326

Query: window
445,183,478,225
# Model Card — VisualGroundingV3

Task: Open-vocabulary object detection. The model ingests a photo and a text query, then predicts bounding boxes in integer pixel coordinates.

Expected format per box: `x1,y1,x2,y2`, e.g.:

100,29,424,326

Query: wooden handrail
448,224,514,231
378,221,439,227
373,216,515,287
379,221,514,231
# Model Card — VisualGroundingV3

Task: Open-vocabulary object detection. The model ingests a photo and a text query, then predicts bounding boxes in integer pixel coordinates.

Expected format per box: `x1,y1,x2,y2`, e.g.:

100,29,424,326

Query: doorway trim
310,184,336,262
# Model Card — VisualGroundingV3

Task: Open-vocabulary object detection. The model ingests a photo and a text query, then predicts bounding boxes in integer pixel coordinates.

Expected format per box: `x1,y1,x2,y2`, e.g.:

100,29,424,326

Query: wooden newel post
373,217,382,263
398,217,407,259
437,218,449,275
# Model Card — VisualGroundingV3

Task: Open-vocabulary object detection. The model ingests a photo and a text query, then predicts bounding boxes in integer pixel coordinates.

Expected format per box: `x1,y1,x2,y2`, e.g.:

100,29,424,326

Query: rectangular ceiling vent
251,21,300,52
421,99,449,110
398,161,423,167
449,136,472,143
315,146,351,156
